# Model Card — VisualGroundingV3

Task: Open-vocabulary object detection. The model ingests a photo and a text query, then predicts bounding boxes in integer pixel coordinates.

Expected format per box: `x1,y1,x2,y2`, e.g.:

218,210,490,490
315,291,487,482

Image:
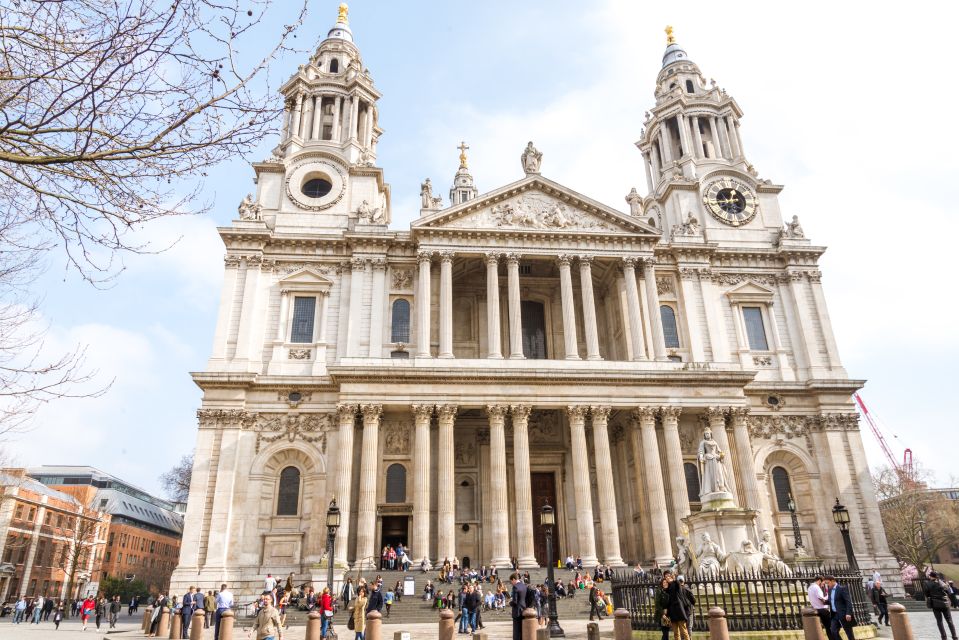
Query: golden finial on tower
457,141,470,169
665,25,676,45
337,3,349,25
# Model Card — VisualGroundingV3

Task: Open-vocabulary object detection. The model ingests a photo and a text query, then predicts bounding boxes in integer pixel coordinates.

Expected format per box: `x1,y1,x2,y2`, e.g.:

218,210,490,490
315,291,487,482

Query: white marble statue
784,214,805,238
626,187,642,216
238,193,262,221
696,532,726,575
672,212,701,237
726,539,765,573
675,536,695,578
697,427,730,497
357,199,383,224
420,178,435,209
521,141,542,174
758,529,792,575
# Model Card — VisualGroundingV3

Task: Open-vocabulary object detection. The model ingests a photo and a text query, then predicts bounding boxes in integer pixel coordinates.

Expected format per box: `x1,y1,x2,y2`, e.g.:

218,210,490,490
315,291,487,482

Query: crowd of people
5,593,130,630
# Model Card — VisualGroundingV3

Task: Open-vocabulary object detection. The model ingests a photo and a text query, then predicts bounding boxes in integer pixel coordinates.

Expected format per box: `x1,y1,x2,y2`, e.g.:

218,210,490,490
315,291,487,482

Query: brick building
29,466,183,595
0,469,109,601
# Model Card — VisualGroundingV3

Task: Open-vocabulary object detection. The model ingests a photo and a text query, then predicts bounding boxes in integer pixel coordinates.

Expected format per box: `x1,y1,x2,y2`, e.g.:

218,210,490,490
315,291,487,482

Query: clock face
703,178,758,226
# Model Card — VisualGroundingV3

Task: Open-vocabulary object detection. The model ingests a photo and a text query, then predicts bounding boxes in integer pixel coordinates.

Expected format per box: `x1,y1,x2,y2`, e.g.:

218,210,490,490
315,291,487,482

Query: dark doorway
462,556,471,569
380,516,409,550
531,472,558,566
521,301,547,359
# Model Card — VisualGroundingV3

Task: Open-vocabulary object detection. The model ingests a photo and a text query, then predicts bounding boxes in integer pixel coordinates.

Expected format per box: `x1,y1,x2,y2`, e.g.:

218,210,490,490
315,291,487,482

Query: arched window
391,299,411,343
685,79,694,93
329,58,339,73
771,466,793,512
684,462,701,504
276,466,301,516
660,305,680,348
385,464,407,503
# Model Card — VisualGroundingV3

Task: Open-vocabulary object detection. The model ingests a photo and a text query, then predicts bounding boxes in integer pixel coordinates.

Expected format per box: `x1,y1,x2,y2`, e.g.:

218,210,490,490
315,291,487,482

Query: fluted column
436,404,457,562
659,407,690,529
578,256,602,360
567,406,598,566
355,403,382,569
726,116,742,157
641,257,668,361
487,404,511,566
705,407,739,503
676,115,692,158
310,95,322,140
346,257,367,357
485,253,503,359
439,251,454,358
368,258,386,357
416,251,432,357
291,92,304,139
710,116,724,159
591,406,624,566
511,405,537,568
658,121,673,163
412,404,434,568
332,96,342,141
730,407,762,512
691,116,704,159
333,403,357,565
506,253,524,359
557,255,580,360
635,407,673,565
621,258,647,360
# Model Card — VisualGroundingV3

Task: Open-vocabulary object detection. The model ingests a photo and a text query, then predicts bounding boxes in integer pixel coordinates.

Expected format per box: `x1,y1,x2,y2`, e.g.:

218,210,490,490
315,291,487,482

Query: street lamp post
786,493,807,558
831,498,859,571
326,498,341,592
541,502,565,638
918,515,935,572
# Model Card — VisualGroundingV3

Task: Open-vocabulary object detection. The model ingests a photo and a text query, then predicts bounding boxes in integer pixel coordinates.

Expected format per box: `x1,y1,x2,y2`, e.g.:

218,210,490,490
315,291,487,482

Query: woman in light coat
351,585,369,640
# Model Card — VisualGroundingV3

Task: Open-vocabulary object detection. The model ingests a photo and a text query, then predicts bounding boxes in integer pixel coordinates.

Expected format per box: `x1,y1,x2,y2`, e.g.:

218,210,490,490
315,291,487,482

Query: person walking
31,595,43,623
320,586,334,639
53,605,63,630
148,594,168,637
96,595,107,630
351,585,368,640
13,596,27,624
249,593,283,640
384,587,394,619
588,585,605,621
110,595,122,629
80,594,96,631
341,578,356,609
510,573,528,640
825,576,856,640
926,571,959,640
182,586,198,638
871,579,889,627
43,596,54,621
807,576,831,636
214,584,234,640
667,576,695,640
204,590,216,628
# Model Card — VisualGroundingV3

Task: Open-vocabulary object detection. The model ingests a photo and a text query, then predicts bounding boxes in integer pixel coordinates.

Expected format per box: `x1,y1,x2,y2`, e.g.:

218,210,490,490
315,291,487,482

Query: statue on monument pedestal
521,141,542,175
675,536,695,579
698,427,730,497
758,529,792,575
696,532,726,575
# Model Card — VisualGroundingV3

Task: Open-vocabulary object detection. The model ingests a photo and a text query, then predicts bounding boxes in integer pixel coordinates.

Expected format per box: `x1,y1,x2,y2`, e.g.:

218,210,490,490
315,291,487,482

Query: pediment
724,280,776,302
413,175,660,237
278,268,333,291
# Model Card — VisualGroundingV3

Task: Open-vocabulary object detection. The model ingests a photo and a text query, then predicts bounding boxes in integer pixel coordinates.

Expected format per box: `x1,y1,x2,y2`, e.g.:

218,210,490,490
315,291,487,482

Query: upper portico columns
641,257,669,361
485,253,503,359
439,251,455,358
557,255,580,360
621,257,647,361
506,253,525,359
416,250,433,358
578,256,602,360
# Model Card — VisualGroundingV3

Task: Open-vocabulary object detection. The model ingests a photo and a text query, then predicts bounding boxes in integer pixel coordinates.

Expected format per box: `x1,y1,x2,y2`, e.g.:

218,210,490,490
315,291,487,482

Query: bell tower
448,141,478,206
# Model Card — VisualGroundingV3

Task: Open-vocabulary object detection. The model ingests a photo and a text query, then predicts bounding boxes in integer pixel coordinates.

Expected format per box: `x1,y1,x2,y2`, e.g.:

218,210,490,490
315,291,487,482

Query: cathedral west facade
171,8,899,594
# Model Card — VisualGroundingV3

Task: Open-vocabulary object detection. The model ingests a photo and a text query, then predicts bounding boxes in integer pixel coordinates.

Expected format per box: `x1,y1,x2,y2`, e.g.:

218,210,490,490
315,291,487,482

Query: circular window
767,395,779,406
302,178,332,198
461,524,470,532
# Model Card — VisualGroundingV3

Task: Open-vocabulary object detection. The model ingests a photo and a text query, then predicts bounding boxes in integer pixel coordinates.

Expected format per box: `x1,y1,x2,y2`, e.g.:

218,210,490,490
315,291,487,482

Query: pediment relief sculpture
445,193,617,233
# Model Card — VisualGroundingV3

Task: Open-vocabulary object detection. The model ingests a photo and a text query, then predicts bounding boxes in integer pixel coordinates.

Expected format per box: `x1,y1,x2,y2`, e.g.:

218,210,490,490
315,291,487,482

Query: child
54,606,63,630
384,589,394,618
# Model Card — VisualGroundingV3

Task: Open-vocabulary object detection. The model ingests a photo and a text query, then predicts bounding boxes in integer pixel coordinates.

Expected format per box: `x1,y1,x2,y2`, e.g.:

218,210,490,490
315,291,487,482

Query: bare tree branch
159,453,192,503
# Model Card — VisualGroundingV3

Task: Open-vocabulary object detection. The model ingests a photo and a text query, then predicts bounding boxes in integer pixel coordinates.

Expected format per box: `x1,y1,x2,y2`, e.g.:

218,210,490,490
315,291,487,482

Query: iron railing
611,566,871,633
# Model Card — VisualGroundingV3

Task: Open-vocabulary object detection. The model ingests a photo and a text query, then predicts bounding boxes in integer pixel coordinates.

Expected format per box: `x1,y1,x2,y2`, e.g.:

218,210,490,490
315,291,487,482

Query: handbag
347,613,355,630
926,596,934,609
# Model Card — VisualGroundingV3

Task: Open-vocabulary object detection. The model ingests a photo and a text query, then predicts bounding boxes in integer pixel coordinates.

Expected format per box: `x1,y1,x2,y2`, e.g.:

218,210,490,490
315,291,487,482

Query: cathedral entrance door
380,516,409,552
531,472,558,566
521,301,548,359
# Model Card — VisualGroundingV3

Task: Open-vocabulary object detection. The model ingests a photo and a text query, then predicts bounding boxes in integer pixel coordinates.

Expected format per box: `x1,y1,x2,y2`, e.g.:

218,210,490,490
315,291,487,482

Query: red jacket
321,593,333,613
81,598,96,615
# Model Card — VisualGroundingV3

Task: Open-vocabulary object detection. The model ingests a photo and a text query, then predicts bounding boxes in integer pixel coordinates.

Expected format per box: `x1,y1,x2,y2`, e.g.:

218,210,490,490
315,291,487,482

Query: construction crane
854,392,914,485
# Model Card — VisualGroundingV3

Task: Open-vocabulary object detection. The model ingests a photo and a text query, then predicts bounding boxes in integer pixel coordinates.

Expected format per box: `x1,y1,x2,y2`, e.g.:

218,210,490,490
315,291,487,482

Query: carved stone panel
382,420,411,455
446,193,617,232
528,411,561,443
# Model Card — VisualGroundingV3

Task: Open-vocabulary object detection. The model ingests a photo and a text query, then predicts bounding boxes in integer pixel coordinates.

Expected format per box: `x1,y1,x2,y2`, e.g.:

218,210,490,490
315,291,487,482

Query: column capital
437,404,458,421
416,250,433,263
505,253,521,266
566,405,589,423
510,405,532,421
484,252,501,266
729,406,751,421
360,403,383,423
336,403,358,421
704,406,728,422
641,256,658,271
556,254,574,267
485,404,509,421
350,256,368,270
622,256,639,269
590,405,611,422
439,251,455,263
371,257,387,271
411,404,435,420
659,406,682,421
633,406,657,423
578,255,594,266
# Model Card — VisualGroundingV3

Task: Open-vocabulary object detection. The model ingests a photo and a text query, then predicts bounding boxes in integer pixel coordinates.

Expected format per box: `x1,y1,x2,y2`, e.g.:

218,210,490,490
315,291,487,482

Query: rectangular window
14,505,22,520
105,551,111,562
290,296,317,343
742,306,769,351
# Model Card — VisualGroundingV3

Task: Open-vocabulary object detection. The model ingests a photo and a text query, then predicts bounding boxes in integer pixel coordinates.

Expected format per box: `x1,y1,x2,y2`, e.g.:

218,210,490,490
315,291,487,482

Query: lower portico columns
567,406,599,566
590,406,625,566
439,252,454,358
705,407,740,503
635,407,674,566
416,251,433,358
659,407,690,531
641,257,669,361
557,255,580,359
412,404,434,568
730,408,764,519
485,253,503,359
486,404,511,566
506,254,525,359
436,404,458,563
355,403,382,569
511,405,537,568
333,403,358,566
578,256,602,360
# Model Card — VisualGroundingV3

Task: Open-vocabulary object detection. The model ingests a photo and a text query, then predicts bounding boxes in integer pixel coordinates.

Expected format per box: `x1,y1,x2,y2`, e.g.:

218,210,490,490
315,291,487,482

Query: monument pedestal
684,505,759,564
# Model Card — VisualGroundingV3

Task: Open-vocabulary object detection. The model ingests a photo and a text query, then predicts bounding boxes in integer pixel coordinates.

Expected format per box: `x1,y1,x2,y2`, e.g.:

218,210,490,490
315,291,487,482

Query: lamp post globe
540,501,564,637
327,498,341,591
831,498,858,571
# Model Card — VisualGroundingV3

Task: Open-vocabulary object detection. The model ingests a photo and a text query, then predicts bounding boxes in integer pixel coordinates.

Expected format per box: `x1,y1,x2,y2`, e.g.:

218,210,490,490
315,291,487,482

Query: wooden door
531,472,558,566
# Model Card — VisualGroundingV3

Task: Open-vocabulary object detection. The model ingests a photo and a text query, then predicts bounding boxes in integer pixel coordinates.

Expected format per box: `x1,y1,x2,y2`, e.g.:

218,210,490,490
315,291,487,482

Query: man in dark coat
825,576,855,640
666,576,695,640
510,573,528,640
366,583,384,614
588,585,604,621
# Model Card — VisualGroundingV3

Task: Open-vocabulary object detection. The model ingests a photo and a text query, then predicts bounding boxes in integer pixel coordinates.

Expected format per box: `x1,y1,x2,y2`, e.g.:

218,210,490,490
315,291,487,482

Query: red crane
854,392,914,484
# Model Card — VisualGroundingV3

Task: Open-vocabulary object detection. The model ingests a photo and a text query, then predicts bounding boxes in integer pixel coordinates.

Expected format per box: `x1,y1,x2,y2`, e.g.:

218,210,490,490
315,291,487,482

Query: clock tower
636,27,789,246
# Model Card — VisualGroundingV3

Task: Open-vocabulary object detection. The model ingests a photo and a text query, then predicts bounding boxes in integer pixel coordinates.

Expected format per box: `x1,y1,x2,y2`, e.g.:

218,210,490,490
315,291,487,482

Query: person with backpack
926,571,958,640
667,575,695,640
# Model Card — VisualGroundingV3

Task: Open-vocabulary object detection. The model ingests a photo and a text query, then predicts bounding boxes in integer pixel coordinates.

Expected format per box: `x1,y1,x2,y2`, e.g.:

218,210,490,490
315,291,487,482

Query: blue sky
11,0,958,495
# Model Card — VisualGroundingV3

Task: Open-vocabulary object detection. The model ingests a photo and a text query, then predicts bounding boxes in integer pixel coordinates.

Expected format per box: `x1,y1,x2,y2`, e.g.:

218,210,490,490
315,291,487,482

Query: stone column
368,258,387,357
578,256,602,360
642,153,654,192
350,96,360,140
345,257,367,357
416,251,432,358
705,407,739,503
511,405,537,568
310,95,322,140
659,407,690,529
291,92,304,139
557,255,580,360
567,406,598,566
591,406,625,566
658,121,673,163
355,403,382,569
807,271,844,370
439,251,454,358
642,257,668,361
485,253,503,359
650,145,661,179
486,404,511,566
676,114,692,158
412,404,434,568
436,404,458,563
506,253,524,359
710,116,724,159
332,96,342,141
726,116,742,157
635,407,673,565
699,270,731,363
678,270,706,361
718,117,733,160
621,258,647,361
333,403,358,565
729,407,763,515
691,116,704,159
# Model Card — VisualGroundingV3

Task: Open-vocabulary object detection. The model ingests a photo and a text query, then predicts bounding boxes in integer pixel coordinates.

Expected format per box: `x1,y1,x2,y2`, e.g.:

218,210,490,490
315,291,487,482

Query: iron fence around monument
611,566,871,633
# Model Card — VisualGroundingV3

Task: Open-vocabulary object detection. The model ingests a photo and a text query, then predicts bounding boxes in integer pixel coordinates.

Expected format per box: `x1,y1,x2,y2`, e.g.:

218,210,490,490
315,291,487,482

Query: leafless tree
159,453,193,503
0,0,308,434
875,464,959,571
54,511,107,613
